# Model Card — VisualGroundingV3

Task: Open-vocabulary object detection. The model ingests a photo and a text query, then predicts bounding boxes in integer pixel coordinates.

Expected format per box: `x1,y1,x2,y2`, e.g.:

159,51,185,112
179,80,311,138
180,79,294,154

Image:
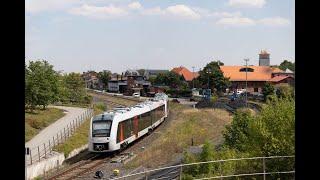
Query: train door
133,116,139,138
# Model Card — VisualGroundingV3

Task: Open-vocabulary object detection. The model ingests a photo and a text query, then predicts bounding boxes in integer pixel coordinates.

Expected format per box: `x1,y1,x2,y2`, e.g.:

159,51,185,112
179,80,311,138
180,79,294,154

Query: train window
139,111,151,131
92,121,112,137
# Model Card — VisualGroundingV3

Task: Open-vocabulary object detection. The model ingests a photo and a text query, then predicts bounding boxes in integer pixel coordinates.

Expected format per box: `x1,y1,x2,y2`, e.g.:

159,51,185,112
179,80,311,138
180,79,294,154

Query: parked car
132,93,140,97
236,89,246,95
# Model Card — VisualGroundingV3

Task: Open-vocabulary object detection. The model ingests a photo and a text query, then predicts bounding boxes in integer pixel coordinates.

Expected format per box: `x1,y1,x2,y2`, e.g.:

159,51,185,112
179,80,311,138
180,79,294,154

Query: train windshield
92,121,112,137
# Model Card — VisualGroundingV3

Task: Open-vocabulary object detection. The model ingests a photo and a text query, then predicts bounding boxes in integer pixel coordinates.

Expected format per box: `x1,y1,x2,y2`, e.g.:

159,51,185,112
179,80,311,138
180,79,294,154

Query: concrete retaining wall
66,144,88,159
26,152,64,180
26,144,89,180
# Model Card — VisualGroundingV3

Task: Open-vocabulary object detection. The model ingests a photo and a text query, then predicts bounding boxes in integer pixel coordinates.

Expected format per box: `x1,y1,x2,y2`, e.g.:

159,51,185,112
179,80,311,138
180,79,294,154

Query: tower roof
260,50,269,55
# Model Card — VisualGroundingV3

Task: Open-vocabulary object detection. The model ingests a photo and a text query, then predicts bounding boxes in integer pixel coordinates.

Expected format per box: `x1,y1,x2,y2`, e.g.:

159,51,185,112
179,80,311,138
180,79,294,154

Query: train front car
88,113,116,152
89,93,169,153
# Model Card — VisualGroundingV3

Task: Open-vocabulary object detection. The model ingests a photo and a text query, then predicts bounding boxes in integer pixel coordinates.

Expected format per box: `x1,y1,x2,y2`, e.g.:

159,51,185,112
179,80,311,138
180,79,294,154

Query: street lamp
206,68,212,89
244,58,249,107
206,68,212,100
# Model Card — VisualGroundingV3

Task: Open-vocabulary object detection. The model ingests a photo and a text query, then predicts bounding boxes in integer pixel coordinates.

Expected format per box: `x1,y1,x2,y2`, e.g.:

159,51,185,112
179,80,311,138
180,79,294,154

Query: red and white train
88,93,169,152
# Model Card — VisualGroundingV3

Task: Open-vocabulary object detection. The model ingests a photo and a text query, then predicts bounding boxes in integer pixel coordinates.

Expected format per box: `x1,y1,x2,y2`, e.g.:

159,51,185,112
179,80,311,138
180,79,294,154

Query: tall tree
262,82,275,101
197,61,230,94
154,72,186,88
97,70,112,89
64,73,87,103
25,60,59,110
279,60,295,72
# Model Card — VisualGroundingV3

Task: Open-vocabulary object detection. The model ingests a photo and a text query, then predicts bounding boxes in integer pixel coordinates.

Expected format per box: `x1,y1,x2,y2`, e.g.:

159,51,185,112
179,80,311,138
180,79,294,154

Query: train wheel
120,142,128,151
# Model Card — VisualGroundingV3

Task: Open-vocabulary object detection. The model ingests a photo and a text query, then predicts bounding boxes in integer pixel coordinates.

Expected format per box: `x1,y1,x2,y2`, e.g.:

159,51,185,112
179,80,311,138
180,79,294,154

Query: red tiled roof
269,75,292,82
271,67,284,73
220,66,274,81
171,66,198,81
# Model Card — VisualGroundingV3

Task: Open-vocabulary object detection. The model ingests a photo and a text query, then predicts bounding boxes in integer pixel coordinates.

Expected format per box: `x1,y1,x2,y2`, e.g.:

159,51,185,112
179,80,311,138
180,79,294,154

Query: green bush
210,95,217,103
275,84,294,99
95,102,106,111
166,89,192,97
223,109,254,151
262,82,275,101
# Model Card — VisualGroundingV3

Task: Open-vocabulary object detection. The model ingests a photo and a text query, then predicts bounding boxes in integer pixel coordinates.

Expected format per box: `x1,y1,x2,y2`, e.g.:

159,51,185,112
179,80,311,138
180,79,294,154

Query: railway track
45,94,138,180
47,153,114,180
148,166,181,180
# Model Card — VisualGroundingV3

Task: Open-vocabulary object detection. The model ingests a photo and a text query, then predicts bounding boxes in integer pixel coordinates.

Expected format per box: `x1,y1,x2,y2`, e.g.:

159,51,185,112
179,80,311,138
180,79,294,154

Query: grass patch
25,107,65,142
53,107,104,157
126,102,232,169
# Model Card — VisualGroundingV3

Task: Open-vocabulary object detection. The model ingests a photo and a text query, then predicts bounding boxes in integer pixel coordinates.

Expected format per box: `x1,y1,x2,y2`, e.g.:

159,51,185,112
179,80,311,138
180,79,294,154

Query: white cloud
141,7,164,16
258,17,290,26
140,4,201,20
228,0,266,8
164,5,201,20
211,11,242,18
216,16,256,26
128,2,142,10
26,0,78,14
68,4,128,19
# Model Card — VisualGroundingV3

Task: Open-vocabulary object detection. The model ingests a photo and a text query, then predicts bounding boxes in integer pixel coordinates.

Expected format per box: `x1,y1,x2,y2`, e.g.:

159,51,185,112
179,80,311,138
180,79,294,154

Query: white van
132,93,140,97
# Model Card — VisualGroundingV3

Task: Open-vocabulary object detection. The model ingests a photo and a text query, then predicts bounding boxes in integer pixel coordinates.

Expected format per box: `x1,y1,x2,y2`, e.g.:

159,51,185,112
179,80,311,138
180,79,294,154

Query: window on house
239,68,254,72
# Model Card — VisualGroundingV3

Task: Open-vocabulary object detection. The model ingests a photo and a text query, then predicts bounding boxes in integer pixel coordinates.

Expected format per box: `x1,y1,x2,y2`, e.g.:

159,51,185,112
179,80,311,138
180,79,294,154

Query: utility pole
244,58,249,108
206,68,212,100
192,66,195,89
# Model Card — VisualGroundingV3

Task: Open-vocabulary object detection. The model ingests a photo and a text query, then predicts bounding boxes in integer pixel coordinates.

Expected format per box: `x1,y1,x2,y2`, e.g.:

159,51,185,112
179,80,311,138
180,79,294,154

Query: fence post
30,149,33,165
44,143,47,158
145,171,148,180
263,157,266,180
70,121,73,134
60,131,63,143
38,146,41,162
220,161,223,180
49,140,51,154
56,160,59,171
64,127,66,141
53,136,55,146
67,124,70,137
180,164,182,180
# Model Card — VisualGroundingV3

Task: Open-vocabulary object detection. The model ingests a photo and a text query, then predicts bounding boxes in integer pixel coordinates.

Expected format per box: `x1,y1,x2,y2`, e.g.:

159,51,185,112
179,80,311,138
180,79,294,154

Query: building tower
259,50,270,66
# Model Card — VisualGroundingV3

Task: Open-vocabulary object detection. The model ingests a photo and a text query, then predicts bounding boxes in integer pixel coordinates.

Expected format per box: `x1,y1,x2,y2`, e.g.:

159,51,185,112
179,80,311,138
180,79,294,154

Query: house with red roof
171,66,199,82
220,66,294,93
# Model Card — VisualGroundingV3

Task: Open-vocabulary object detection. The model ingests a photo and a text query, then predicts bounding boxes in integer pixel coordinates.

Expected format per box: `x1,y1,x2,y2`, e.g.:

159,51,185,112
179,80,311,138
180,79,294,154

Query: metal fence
25,108,94,166
110,155,295,180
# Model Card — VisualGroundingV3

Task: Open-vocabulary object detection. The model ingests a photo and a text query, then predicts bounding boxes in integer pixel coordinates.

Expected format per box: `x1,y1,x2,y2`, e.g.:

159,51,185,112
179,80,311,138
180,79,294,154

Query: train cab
89,113,114,152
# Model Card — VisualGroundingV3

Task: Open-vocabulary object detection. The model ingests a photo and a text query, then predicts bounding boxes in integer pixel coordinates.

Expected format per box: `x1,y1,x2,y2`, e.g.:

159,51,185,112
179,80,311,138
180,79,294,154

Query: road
25,106,88,159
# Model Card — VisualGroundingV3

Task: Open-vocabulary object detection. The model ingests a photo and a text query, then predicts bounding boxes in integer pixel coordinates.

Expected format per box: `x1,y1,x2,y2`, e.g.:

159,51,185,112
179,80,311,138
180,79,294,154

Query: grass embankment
25,108,65,142
53,105,104,157
126,102,232,169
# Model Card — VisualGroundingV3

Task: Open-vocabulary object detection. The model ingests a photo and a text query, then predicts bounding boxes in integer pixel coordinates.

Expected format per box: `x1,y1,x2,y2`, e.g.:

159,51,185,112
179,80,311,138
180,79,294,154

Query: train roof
93,93,168,121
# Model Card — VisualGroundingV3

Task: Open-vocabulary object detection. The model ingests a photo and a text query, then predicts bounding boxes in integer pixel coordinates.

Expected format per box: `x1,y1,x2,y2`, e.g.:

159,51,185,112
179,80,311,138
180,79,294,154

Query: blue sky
26,0,295,73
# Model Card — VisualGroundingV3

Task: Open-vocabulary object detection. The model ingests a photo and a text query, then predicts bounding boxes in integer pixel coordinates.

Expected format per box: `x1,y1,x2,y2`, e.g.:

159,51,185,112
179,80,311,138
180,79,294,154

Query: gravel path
25,106,88,156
